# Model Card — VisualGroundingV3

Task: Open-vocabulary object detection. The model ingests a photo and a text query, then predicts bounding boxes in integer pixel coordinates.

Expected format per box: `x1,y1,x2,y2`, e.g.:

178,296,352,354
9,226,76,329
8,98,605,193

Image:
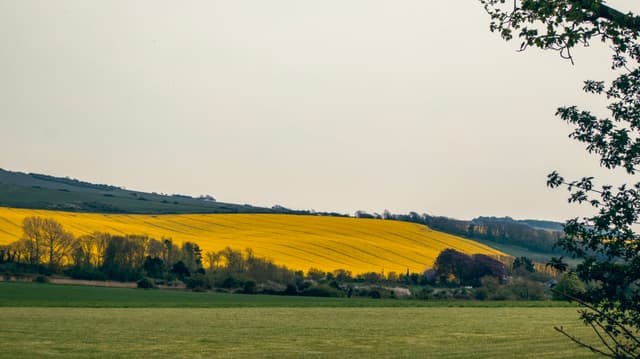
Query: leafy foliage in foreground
481,0,640,357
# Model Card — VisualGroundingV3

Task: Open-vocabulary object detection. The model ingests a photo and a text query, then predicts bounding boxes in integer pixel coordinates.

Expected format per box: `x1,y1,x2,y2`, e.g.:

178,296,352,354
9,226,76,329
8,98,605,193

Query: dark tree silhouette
434,249,506,286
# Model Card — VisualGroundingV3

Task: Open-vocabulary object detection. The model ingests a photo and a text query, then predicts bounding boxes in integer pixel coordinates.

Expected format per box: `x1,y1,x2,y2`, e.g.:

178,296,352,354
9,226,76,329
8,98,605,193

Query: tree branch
592,319,638,358
555,289,640,348
582,1,640,32
589,320,621,357
554,325,615,357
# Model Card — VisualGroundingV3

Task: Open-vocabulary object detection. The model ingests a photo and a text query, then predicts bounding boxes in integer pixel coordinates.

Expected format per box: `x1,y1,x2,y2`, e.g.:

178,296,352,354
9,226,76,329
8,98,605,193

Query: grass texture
0,306,599,358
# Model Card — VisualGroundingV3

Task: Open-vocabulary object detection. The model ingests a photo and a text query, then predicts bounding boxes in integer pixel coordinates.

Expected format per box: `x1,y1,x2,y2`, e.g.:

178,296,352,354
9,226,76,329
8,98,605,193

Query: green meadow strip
0,282,577,308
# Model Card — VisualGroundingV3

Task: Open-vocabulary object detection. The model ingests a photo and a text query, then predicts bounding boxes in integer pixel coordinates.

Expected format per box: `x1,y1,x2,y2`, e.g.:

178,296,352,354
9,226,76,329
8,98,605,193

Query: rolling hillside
0,207,507,274
0,168,281,214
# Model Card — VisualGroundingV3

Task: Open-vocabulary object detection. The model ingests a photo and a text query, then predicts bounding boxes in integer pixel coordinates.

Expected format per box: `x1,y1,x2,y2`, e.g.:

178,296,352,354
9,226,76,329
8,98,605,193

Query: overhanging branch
581,1,640,32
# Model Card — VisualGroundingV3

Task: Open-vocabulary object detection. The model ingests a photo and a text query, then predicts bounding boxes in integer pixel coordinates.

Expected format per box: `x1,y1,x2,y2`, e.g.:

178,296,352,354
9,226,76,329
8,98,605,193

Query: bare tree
21,216,44,266
41,218,74,270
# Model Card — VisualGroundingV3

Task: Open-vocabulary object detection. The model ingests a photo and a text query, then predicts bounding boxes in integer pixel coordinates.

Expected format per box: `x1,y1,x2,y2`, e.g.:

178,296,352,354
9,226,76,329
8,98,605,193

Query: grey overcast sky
1,1,638,221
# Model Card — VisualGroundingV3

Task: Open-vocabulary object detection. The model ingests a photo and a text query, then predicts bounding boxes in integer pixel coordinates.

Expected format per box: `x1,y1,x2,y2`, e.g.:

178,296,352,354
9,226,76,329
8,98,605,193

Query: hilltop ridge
0,168,566,263
0,168,287,215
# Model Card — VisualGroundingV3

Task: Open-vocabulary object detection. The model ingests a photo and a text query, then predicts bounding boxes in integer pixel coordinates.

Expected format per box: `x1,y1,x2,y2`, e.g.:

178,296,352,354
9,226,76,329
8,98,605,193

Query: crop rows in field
0,207,505,274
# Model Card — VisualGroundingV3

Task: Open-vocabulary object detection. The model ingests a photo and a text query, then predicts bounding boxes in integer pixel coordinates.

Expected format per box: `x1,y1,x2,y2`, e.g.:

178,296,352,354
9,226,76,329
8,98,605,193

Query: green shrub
432,290,453,300
66,267,108,281
242,280,257,294
185,274,209,292
474,287,489,300
552,272,585,301
413,286,434,300
301,284,344,297
507,278,546,300
136,277,155,289
283,284,298,296
33,275,49,283
219,276,241,289
452,288,473,300
368,290,381,299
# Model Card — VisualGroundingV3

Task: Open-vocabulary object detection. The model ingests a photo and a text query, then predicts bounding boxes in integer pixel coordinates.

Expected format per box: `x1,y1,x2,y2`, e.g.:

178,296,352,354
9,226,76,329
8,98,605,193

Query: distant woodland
354,211,563,255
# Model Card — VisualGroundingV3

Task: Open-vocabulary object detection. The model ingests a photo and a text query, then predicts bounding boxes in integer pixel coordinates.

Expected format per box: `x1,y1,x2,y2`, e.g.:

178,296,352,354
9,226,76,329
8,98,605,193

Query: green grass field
0,307,599,358
0,282,577,308
0,282,602,358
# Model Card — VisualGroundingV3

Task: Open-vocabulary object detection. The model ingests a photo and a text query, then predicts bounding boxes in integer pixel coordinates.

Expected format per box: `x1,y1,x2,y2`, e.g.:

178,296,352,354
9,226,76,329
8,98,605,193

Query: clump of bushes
185,274,210,292
353,286,398,299
242,280,257,294
551,272,585,301
33,275,49,283
66,267,108,281
300,284,344,297
136,277,155,289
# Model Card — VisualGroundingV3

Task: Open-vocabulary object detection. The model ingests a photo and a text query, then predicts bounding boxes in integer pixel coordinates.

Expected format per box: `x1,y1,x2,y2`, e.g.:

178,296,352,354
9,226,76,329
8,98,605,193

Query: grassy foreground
0,307,598,358
0,282,602,358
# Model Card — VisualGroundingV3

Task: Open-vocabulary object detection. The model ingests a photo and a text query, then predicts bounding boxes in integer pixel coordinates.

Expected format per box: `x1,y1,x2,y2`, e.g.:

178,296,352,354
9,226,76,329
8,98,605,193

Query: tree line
0,216,205,282
0,216,433,297
354,211,563,254
0,216,573,301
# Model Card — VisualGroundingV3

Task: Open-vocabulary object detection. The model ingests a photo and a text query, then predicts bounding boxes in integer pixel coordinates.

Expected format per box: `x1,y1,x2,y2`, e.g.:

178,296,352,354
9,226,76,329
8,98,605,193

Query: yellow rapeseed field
0,207,506,274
